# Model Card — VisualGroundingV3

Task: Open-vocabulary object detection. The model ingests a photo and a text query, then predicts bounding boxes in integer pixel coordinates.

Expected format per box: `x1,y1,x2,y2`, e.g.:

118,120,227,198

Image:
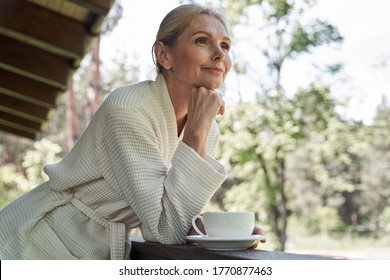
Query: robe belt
69,197,126,260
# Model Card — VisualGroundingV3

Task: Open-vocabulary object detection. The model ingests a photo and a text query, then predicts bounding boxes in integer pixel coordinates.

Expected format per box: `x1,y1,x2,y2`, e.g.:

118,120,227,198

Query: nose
212,45,225,61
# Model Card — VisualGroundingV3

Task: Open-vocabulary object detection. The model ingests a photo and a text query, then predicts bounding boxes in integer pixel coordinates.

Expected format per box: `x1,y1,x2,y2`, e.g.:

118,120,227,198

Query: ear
154,41,173,70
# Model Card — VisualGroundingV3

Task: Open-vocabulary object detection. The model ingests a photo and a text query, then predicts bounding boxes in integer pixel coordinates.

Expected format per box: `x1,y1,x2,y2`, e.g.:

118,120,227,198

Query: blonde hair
152,4,228,74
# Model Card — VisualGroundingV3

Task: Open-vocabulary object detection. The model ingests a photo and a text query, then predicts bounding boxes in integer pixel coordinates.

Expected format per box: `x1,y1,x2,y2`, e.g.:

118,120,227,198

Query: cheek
225,55,232,73
177,51,199,71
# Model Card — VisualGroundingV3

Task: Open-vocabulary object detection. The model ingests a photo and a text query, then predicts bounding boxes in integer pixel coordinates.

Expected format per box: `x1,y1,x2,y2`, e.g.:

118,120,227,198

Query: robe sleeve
100,107,227,244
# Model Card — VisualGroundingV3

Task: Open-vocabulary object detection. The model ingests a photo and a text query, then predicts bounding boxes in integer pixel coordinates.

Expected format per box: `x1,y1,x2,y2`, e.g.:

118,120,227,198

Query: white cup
191,211,255,238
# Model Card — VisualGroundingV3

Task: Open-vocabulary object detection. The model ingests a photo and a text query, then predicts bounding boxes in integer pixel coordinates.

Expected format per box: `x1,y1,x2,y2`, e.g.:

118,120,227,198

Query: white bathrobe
0,74,227,259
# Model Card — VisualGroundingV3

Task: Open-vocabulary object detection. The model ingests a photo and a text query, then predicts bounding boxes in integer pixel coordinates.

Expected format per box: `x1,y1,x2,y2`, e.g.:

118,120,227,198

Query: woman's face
166,14,232,90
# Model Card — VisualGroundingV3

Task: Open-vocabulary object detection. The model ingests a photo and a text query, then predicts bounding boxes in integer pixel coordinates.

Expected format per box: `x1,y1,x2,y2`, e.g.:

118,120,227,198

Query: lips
203,67,224,73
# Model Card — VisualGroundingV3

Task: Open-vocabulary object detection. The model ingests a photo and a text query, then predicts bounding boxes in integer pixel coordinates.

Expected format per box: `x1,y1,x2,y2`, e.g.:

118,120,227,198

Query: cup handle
192,214,206,237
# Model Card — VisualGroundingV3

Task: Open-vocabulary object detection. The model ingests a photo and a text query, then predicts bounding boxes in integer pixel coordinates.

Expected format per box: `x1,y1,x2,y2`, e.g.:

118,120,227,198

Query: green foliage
101,1,123,35
292,85,333,132
380,207,390,233
267,0,292,20
356,96,390,234
22,139,62,186
224,179,261,210
218,94,390,247
217,82,353,249
0,138,62,209
304,206,346,235
289,20,343,57
218,0,263,26
0,164,29,209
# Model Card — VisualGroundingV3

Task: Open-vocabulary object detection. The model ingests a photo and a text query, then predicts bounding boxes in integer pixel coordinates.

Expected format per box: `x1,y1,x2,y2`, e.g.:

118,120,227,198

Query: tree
216,0,343,250
66,79,79,150
219,84,349,248
287,85,366,235
0,138,62,210
358,96,390,236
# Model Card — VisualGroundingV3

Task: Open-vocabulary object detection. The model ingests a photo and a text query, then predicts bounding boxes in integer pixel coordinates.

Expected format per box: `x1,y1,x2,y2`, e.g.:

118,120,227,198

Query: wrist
183,130,207,158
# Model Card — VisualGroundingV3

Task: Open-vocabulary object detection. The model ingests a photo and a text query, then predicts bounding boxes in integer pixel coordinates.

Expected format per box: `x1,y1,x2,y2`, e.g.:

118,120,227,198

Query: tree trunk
278,156,288,251
86,36,101,123
66,78,78,150
258,152,286,251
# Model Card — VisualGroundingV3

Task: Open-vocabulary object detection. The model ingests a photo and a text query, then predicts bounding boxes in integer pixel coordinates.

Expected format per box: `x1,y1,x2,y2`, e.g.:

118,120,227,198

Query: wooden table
130,237,335,260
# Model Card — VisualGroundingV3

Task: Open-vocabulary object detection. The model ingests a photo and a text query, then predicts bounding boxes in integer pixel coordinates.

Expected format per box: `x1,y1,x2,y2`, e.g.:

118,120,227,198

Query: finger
215,93,225,115
252,226,267,243
250,241,259,249
211,89,223,98
211,90,224,105
218,99,225,115
252,226,265,235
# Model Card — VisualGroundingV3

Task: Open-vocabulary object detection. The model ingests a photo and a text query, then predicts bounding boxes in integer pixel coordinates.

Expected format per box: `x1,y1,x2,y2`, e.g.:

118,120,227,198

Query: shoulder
103,79,155,109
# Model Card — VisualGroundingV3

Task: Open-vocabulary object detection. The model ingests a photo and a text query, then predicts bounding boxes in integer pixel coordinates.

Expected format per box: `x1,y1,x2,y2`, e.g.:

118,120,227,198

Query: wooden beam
0,69,58,108
0,94,49,121
0,36,71,89
0,111,42,131
0,105,45,124
0,124,36,140
68,0,113,15
0,0,89,59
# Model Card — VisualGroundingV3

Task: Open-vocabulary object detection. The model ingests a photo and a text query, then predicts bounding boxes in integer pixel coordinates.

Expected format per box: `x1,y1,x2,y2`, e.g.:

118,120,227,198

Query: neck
163,75,191,135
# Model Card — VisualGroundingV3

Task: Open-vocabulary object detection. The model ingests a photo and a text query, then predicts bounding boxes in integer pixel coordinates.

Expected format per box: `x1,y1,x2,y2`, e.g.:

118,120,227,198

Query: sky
100,0,390,125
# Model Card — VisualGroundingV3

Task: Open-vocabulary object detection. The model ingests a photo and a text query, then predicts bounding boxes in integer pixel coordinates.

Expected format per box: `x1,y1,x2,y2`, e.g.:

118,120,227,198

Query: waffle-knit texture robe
0,74,227,259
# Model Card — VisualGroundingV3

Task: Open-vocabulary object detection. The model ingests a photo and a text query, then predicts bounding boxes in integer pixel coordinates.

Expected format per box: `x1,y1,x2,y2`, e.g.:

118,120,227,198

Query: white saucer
186,234,266,251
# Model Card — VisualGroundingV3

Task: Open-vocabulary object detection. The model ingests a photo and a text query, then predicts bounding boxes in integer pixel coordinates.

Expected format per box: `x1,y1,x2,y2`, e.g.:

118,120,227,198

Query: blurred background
1,0,389,259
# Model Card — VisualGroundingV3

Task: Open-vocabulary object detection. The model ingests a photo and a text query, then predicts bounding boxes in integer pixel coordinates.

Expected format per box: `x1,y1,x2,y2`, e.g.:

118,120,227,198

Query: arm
183,87,225,158
101,107,227,244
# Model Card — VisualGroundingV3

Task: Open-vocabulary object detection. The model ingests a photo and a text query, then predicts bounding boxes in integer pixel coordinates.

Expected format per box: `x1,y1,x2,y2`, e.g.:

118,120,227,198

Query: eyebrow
191,30,231,43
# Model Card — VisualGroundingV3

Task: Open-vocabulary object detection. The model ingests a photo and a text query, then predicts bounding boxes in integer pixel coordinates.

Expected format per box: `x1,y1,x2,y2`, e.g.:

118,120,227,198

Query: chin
211,83,224,90
203,80,224,90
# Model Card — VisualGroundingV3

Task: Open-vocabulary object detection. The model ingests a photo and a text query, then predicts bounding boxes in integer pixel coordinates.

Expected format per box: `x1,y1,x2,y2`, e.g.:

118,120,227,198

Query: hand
183,87,225,158
186,87,225,128
250,225,266,249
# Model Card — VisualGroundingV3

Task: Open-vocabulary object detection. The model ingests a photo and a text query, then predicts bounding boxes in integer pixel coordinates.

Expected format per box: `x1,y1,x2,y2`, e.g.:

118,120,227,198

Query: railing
130,237,337,260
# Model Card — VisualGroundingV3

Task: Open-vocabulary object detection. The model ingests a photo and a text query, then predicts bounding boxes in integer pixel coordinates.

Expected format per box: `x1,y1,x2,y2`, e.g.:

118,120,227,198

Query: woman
0,4,252,260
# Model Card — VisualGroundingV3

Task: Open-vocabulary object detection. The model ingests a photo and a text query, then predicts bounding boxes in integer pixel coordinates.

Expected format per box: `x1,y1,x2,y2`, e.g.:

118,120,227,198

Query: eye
221,42,231,51
195,37,209,45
